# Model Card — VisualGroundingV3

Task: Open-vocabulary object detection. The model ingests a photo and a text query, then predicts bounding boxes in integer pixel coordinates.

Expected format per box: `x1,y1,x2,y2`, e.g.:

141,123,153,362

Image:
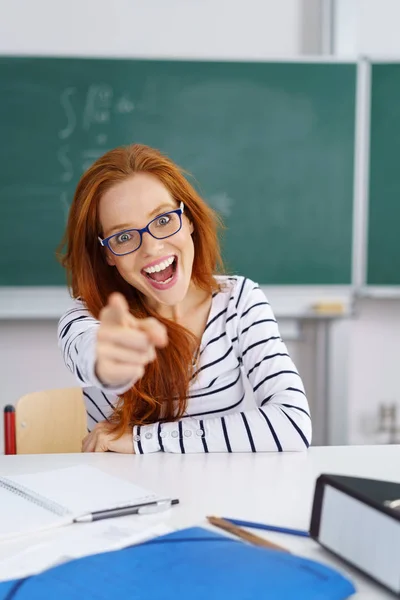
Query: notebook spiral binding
0,476,71,517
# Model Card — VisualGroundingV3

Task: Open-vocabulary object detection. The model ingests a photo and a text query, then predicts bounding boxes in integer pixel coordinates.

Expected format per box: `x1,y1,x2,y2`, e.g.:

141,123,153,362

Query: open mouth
142,256,178,286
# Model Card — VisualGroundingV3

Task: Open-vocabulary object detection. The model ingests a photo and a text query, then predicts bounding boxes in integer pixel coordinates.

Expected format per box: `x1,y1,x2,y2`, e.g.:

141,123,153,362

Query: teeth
155,275,173,285
144,256,175,274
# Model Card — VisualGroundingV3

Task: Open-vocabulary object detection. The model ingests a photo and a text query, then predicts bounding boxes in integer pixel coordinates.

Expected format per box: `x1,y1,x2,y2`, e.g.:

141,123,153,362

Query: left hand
82,421,135,453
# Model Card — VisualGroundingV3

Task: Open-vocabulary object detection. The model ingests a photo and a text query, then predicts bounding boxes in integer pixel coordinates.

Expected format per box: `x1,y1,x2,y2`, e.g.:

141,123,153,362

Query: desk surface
0,444,398,599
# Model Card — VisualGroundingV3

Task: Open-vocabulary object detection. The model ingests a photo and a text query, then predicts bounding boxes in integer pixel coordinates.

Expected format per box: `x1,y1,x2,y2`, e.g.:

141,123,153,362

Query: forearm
132,402,311,454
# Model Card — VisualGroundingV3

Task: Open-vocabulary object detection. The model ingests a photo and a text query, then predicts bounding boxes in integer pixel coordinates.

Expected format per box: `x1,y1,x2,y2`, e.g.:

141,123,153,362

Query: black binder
310,473,400,595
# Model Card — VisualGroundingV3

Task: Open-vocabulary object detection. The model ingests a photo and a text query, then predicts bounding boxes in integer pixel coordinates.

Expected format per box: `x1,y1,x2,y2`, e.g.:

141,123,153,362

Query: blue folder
0,527,355,599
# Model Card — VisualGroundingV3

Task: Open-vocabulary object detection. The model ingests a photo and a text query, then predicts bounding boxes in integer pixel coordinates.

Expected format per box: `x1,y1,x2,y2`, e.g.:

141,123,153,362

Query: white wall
335,0,400,57
0,0,322,450
348,300,400,445
0,321,76,405
0,0,304,59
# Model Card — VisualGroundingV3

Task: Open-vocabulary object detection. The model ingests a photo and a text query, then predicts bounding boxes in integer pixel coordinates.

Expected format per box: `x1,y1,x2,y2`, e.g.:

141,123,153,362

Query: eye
156,215,171,227
116,232,132,244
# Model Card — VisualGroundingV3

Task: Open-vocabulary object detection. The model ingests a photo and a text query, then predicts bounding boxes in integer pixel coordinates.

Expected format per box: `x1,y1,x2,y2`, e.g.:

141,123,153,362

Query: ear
188,220,194,235
105,251,116,267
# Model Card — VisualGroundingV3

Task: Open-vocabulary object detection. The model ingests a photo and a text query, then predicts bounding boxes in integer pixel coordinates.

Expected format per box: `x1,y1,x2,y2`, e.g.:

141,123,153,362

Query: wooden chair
5,388,87,454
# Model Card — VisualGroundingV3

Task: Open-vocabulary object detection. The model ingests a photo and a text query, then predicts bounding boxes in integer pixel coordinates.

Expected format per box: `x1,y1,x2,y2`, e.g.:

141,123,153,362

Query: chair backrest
15,388,87,454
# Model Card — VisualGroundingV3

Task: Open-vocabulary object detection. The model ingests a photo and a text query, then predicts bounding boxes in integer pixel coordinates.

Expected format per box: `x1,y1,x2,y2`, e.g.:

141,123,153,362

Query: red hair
59,144,224,434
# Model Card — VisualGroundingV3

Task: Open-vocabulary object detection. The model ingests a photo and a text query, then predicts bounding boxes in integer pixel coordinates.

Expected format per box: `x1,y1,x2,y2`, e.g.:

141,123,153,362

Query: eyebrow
105,203,176,237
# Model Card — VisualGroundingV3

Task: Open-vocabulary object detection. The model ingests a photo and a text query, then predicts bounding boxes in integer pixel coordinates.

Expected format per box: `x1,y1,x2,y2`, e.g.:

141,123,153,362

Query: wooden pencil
207,516,289,553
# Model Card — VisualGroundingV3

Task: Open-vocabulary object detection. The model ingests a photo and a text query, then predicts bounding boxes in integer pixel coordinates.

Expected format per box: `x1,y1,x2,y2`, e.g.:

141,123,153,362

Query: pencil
207,516,289,553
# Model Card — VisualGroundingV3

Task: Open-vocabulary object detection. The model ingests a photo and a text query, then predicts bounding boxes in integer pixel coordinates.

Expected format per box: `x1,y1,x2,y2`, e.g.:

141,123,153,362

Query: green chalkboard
368,63,400,286
0,57,357,286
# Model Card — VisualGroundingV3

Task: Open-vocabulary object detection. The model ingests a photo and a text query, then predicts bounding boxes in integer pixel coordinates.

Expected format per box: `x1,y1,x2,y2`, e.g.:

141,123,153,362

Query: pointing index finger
101,293,132,327
137,317,168,348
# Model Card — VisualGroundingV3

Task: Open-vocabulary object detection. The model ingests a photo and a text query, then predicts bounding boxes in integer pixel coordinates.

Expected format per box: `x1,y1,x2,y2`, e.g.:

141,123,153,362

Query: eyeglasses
98,202,184,256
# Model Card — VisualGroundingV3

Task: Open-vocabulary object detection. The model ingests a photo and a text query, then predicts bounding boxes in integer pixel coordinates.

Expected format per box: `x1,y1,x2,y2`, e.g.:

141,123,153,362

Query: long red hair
59,144,224,434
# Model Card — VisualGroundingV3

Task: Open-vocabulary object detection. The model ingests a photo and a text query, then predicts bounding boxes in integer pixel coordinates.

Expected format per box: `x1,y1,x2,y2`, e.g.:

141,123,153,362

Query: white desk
0,445,397,599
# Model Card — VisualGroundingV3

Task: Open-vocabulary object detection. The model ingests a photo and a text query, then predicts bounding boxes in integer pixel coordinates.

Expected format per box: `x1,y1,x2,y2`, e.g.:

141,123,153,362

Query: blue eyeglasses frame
98,201,184,256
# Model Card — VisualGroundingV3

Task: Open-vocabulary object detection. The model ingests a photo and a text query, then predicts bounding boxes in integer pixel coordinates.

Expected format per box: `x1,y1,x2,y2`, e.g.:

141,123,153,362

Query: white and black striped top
58,276,312,453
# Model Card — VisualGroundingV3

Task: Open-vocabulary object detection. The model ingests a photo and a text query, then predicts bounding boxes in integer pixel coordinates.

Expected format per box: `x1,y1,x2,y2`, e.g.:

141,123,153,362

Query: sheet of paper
0,516,171,581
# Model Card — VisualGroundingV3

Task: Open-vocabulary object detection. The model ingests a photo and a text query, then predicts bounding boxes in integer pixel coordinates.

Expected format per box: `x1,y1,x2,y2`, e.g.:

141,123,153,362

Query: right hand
95,292,168,388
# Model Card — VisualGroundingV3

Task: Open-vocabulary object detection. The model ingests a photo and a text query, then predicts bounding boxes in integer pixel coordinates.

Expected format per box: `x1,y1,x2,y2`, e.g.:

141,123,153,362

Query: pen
222,517,309,538
74,498,179,523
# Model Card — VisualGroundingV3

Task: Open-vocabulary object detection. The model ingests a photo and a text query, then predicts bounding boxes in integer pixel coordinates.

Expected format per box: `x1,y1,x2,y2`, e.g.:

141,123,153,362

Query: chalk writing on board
82,84,113,131
58,145,73,183
115,94,135,114
56,84,137,181
58,87,77,140
208,192,234,218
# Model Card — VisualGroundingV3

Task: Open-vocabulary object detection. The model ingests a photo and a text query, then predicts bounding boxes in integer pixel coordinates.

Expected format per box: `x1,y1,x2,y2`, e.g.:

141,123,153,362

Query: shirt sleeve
133,278,312,454
57,301,134,396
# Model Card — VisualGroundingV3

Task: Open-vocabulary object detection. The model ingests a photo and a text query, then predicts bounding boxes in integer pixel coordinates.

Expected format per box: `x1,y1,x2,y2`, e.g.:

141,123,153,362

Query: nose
140,231,165,256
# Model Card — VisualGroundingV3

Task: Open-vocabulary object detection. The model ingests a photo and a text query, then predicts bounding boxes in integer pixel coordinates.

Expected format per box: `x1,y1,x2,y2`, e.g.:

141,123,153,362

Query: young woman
58,144,311,454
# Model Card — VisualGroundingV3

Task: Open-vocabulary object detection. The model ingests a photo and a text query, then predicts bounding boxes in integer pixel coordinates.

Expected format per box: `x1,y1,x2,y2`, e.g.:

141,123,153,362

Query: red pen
4,405,16,455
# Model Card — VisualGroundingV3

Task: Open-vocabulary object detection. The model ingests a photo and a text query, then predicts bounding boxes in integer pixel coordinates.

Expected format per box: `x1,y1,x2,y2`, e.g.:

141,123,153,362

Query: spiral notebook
0,465,167,539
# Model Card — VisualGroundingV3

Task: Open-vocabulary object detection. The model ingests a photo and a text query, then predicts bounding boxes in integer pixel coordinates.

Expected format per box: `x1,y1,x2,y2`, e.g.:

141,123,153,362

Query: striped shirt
58,276,312,453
